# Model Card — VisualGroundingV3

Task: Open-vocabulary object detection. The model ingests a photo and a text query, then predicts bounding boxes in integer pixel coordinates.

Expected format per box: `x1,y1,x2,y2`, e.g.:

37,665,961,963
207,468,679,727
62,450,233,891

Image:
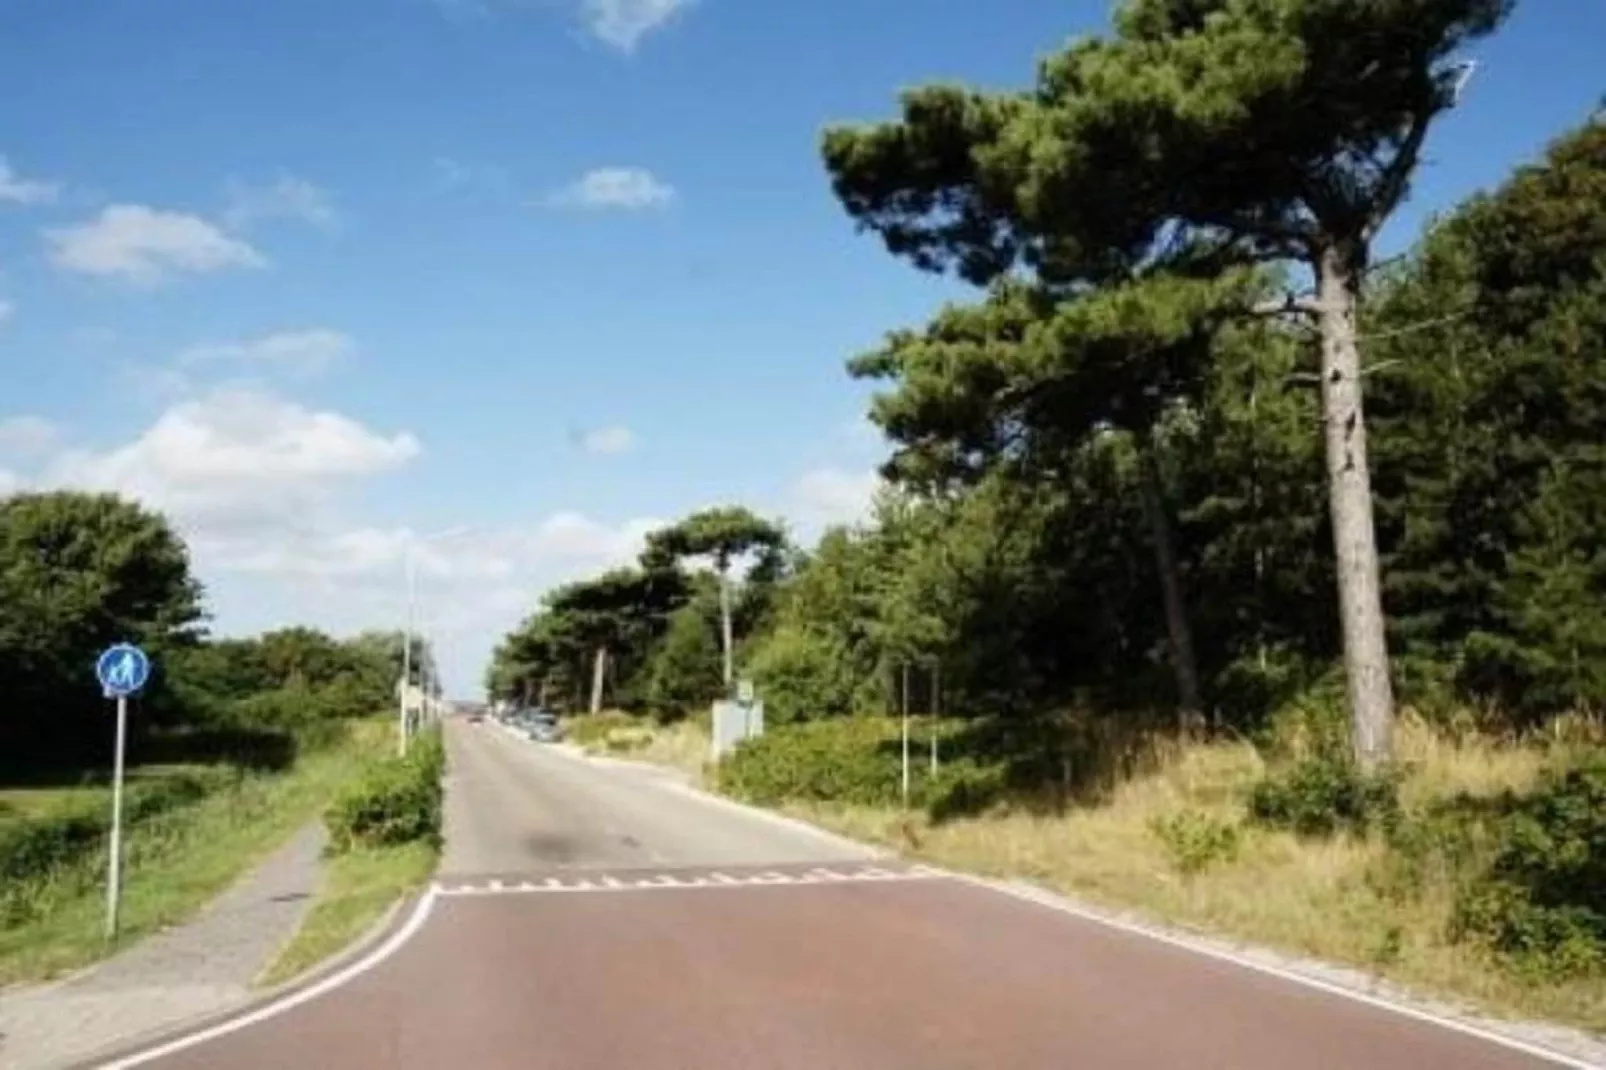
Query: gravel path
0,821,326,1070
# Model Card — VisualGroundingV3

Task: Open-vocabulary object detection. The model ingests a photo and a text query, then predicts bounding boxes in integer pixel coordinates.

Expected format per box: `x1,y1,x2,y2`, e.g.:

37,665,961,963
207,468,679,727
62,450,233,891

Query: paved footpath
0,822,326,1070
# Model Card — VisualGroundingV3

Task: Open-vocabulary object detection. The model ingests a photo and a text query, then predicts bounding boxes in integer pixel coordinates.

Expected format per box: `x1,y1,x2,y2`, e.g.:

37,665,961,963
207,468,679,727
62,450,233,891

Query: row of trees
0,490,432,773
486,506,785,716
489,1,1603,763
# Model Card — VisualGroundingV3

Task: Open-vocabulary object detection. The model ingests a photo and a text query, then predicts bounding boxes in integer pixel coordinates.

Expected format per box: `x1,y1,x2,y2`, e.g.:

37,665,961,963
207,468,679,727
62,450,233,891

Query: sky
1,0,1602,697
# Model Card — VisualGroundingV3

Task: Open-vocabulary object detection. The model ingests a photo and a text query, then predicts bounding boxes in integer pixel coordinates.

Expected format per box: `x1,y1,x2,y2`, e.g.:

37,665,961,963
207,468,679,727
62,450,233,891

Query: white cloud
548,167,674,210
8,385,670,694
176,328,356,377
222,174,337,230
0,300,12,326
0,157,59,205
43,387,419,530
575,425,635,455
0,415,61,457
580,0,692,52
44,205,265,285
787,466,881,531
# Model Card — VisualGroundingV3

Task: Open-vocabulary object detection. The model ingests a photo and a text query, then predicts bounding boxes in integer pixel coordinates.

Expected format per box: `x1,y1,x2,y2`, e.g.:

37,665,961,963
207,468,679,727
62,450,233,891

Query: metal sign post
95,642,151,943
900,662,911,808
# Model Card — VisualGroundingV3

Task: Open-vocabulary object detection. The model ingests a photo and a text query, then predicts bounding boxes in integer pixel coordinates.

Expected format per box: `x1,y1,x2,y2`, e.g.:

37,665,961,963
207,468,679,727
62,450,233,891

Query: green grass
0,718,392,987
0,764,215,825
256,840,437,988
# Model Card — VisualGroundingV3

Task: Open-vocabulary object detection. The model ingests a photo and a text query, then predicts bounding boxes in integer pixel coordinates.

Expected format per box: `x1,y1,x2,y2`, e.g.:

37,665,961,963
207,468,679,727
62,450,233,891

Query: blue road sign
96,643,151,697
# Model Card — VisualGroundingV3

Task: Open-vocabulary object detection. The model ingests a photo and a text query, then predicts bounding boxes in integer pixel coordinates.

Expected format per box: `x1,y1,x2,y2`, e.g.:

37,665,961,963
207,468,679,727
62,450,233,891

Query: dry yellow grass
632,712,1605,1034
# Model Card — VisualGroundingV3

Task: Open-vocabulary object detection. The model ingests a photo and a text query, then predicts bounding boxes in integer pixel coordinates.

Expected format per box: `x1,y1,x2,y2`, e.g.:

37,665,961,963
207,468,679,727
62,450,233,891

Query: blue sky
1,0,1601,695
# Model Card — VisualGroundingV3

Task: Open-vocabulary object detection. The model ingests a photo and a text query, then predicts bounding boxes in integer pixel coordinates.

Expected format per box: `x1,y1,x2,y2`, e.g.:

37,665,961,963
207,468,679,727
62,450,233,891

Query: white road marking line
99,888,442,1067
431,868,942,898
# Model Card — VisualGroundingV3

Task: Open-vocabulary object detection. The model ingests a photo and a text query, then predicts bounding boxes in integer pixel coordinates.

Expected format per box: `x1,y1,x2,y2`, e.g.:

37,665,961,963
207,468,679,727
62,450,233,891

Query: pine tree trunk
1316,241,1396,770
589,645,607,716
1137,436,1203,723
718,568,734,692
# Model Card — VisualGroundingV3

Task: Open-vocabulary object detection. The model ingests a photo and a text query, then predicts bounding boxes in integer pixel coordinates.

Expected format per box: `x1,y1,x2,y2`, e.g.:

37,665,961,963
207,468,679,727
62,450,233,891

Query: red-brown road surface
94,719,1586,1070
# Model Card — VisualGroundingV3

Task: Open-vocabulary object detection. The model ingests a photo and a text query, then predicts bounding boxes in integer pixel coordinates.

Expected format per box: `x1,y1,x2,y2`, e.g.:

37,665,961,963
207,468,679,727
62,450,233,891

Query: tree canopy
489,22,1604,775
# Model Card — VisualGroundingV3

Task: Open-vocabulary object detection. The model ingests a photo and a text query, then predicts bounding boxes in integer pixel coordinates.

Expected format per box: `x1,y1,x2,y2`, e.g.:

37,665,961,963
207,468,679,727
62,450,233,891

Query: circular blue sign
96,643,151,697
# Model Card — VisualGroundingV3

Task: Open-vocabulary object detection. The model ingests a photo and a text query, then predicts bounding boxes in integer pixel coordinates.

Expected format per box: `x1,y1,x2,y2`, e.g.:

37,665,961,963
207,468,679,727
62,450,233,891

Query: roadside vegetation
0,489,440,984
260,726,445,986
487,1,1606,1037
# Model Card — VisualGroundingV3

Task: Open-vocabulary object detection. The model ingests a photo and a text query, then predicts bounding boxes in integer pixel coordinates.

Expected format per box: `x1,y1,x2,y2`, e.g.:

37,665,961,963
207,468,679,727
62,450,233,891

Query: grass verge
570,709,711,783
257,725,444,987
256,840,436,987
0,718,390,987
623,711,1606,1035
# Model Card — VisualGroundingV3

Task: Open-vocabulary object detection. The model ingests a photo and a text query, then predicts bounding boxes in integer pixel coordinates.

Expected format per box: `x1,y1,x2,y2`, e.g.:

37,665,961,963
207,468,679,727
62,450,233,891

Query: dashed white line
433,866,942,898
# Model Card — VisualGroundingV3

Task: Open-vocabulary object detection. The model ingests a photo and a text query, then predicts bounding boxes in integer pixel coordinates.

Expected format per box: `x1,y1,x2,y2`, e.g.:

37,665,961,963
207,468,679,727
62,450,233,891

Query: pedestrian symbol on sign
96,643,151,698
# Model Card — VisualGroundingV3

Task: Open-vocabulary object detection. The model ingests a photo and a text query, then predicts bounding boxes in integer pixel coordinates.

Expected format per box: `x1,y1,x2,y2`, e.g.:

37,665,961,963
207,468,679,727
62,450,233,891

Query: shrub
0,769,229,928
1450,751,1606,979
719,717,1003,818
1150,810,1242,876
567,711,639,750
644,604,725,720
745,626,857,724
1247,754,1401,837
324,729,445,853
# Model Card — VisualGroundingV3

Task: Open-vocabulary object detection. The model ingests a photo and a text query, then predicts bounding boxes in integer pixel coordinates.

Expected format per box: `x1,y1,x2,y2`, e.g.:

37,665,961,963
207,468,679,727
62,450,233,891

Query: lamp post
399,526,471,756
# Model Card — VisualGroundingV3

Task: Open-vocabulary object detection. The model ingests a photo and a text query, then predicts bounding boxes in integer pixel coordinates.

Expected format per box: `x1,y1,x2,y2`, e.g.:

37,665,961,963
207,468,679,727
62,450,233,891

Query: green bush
1450,751,1606,979
567,711,638,750
1150,809,1242,876
1247,754,1401,838
720,717,1002,818
745,626,857,724
324,729,445,853
644,604,725,720
0,769,231,928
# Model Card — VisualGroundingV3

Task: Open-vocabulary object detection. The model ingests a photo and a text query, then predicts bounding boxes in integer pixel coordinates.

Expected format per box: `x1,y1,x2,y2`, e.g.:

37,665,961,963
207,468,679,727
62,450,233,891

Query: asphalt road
100,719,1586,1070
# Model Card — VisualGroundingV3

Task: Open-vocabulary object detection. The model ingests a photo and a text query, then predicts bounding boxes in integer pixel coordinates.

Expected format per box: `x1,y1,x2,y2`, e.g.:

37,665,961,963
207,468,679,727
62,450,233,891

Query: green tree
643,506,786,692
821,0,1514,767
0,491,205,766
644,602,725,720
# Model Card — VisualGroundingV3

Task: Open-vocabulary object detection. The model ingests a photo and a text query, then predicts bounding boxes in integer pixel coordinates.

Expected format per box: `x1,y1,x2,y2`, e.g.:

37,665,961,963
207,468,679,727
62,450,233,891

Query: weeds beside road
586,708,1606,1037
0,718,395,987
259,725,445,986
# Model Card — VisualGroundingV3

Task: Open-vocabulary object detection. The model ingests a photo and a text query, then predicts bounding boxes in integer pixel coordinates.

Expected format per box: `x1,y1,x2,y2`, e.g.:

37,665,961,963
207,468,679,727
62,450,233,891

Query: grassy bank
620,710,1606,1035
257,726,445,986
0,718,391,987
568,709,710,782
256,840,435,987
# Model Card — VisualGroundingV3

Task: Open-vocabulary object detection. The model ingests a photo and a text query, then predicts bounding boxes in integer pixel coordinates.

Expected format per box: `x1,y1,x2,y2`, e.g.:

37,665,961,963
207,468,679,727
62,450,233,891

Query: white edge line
95,887,441,1069
478,725,1594,1067
937,868,1594,1070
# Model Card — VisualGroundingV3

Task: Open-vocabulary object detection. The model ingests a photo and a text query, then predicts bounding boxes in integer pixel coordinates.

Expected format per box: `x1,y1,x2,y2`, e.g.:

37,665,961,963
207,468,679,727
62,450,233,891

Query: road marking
98,887,442,1068
433,865,942,898
939,869,1598,1070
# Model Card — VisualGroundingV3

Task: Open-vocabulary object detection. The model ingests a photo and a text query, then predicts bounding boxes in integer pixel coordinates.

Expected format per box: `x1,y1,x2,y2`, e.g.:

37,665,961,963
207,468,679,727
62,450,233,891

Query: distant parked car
514,707,562,743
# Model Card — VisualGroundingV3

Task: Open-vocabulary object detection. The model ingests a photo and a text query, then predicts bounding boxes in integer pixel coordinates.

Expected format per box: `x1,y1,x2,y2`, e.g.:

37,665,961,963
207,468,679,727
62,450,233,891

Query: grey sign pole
95,642,150,944
106,692,128,941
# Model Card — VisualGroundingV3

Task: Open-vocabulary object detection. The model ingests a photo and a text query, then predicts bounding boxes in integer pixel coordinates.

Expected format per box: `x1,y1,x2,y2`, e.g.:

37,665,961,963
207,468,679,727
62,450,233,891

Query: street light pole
399,547,417,757
398,525,470,756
